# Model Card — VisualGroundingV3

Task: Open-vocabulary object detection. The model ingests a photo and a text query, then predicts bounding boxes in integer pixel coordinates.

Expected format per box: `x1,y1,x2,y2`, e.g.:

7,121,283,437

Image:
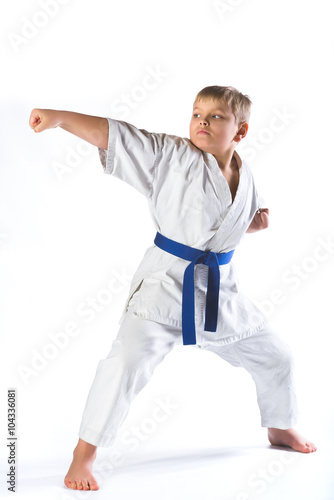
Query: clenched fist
247,208,270,233
29,109,62,133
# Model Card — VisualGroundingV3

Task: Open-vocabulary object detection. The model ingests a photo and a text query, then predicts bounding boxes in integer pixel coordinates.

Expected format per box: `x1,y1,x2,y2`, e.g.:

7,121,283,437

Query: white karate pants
79,305,299,447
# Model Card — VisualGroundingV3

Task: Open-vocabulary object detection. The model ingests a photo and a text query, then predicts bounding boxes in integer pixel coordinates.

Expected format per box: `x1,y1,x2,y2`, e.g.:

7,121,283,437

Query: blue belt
154,232,234,345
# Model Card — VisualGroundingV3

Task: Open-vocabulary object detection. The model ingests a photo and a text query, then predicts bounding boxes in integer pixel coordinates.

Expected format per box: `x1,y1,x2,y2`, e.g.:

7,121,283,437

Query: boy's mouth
197,129,210,135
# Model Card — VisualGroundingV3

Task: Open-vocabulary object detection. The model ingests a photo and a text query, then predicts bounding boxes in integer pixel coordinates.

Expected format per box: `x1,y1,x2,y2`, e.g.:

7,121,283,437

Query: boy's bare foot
64,438,99,490
268,428,317,453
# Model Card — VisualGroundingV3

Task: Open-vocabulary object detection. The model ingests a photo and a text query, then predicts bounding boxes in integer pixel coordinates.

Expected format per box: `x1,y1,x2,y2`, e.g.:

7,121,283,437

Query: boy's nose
200,118,208,125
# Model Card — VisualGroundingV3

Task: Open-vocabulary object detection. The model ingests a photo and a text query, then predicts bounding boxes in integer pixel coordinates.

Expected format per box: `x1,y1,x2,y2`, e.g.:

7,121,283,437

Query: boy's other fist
247,208,270,233
29,109,60,133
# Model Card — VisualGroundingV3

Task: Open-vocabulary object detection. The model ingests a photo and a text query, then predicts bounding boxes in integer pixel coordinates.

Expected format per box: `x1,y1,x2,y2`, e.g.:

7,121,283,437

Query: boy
29,86,316,491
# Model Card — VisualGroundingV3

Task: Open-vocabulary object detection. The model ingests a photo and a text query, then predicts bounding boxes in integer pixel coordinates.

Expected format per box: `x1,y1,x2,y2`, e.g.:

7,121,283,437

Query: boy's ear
234,122,249,142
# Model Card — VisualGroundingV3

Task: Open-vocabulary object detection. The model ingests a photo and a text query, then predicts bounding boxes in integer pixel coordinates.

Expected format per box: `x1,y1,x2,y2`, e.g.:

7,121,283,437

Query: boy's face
189,98,247,158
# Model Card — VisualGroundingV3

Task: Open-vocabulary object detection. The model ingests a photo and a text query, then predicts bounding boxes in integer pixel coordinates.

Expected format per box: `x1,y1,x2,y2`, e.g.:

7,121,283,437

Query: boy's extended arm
29,109,109,150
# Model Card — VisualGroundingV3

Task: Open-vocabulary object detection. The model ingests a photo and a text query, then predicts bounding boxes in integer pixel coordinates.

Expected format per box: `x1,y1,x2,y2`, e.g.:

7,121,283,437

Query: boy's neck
214,149,238,171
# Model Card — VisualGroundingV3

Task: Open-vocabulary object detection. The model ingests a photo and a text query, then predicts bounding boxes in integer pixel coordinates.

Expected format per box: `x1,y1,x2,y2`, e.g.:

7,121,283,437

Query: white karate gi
78,118,299,447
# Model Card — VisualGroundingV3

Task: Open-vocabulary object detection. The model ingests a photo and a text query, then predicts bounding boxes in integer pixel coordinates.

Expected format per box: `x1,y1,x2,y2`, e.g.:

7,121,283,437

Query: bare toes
77,480,83,490
82,479,89,490
89,478,99,491
70,480,77,489
299,441,318,453
308,442,317,452
64,479,72,489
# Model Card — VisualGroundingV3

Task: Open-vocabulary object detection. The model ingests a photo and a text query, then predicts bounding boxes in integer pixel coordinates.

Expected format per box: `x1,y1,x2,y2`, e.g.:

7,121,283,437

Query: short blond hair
194,85,252,125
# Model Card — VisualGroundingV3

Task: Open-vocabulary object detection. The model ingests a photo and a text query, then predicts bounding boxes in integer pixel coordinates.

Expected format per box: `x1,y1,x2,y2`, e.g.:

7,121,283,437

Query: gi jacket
98,118,267,346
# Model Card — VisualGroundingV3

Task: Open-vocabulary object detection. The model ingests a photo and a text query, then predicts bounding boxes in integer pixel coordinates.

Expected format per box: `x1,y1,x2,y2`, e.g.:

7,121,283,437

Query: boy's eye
192,113,224,119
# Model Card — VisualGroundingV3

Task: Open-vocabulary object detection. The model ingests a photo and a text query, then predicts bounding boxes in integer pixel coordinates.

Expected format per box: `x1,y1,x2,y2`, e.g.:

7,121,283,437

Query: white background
1,0,334,498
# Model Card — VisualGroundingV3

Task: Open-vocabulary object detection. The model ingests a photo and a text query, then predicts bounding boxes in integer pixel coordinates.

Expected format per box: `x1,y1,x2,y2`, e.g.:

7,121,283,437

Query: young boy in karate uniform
29,86,317,491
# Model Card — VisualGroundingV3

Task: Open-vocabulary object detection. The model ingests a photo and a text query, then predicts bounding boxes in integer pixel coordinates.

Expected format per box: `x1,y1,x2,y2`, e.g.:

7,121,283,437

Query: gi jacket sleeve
98,117,161,198
256,192,266,209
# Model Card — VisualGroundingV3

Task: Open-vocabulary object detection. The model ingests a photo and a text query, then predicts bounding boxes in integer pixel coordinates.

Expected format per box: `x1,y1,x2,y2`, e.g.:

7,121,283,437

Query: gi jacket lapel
204,151,258,252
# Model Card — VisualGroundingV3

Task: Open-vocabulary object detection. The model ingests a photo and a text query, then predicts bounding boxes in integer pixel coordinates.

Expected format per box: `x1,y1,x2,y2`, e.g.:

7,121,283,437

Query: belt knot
154,232,234,345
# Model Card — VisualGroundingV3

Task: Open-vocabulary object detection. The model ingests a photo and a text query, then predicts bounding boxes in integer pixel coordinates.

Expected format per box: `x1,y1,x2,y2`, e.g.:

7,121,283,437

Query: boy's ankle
74,439,97,456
